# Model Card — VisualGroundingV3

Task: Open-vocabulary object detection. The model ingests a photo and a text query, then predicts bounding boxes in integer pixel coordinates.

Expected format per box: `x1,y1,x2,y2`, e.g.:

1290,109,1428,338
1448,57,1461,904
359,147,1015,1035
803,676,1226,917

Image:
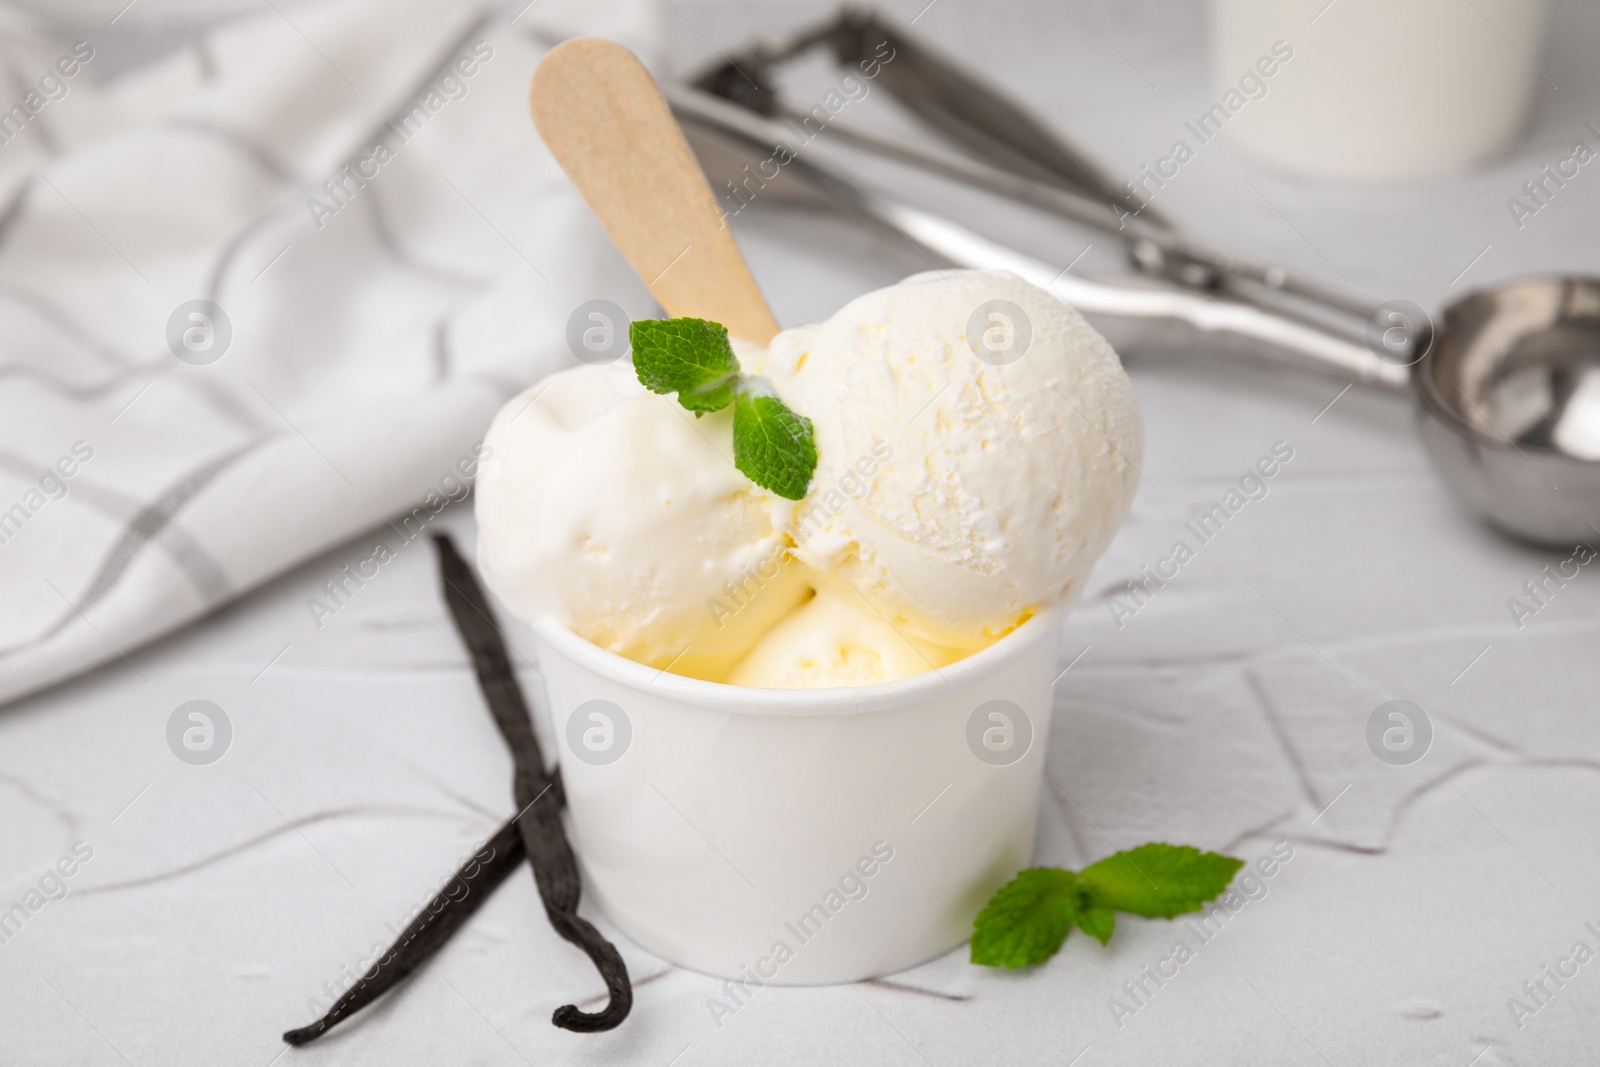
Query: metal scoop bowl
1415,276,1600,544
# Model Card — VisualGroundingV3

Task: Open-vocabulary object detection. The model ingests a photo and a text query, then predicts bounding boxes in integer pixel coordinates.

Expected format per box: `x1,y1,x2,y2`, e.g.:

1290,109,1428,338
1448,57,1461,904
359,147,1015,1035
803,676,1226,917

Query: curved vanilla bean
282,814,527,1046
433,534,633,1031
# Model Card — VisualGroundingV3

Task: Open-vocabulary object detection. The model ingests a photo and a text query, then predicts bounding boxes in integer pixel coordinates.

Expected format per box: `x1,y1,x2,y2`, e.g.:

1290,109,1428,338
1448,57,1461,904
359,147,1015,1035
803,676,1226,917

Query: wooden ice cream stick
530,37,780,345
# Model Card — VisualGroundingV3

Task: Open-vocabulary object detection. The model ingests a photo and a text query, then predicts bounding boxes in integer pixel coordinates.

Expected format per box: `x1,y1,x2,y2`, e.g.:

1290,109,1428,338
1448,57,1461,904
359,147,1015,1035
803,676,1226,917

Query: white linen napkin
0,0,656,705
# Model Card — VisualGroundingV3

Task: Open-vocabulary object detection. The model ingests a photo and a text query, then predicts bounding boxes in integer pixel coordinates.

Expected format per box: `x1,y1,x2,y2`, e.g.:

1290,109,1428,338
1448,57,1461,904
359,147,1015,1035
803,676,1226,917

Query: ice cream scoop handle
881,201,1410,391
669,85,1407,391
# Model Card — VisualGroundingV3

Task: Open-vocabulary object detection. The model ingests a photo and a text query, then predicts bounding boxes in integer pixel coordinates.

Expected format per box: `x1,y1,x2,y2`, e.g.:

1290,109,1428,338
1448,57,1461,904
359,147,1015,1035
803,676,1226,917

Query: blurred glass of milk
1213,0,1548,179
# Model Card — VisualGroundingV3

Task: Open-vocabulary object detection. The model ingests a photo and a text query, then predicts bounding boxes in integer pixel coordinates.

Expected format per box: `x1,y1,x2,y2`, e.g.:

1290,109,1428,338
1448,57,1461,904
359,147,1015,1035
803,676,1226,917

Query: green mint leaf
732,382,816,501
629,317,740,413
628,318,819,498
1079,843,1244,919
1073,903,1116,946
970,868,1083,968
971,843,1244,968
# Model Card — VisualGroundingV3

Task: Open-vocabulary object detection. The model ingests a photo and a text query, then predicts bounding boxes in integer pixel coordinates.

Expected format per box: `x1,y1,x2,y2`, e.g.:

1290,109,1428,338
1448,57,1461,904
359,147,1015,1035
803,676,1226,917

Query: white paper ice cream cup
529,608,1063,985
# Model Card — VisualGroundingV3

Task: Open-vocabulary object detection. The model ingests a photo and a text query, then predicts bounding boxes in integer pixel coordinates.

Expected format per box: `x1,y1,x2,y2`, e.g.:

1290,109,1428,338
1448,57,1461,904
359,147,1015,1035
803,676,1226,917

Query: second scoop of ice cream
762,269,1142,653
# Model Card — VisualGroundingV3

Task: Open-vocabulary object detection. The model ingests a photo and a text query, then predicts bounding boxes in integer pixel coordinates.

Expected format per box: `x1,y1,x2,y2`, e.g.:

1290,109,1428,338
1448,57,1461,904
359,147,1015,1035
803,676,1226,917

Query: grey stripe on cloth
0,179,35,256
0,447,237,600
0,363,156,403
0,436,266,658
165,117,300,184
0,281,145,368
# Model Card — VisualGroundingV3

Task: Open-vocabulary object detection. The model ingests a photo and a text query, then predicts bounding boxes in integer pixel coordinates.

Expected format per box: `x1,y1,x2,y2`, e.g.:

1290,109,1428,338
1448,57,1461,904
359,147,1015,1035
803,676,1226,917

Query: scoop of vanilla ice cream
475,361,809,681
727,586,961,689
764,269,1141,651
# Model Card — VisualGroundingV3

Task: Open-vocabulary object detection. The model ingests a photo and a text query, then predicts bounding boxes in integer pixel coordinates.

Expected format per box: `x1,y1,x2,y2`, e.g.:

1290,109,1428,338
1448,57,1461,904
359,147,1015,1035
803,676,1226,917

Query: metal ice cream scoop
675,12,1600,547
1412,277,1600,543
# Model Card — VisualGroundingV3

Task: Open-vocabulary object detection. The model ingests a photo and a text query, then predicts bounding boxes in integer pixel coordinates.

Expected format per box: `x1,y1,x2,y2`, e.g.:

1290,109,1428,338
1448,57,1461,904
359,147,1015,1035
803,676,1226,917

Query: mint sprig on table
972,844,1243,968
630,316,817,500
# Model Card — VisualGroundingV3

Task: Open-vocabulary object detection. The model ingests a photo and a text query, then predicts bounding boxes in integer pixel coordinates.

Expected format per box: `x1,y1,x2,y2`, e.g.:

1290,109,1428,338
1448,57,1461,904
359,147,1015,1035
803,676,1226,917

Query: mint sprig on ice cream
630,316,817,500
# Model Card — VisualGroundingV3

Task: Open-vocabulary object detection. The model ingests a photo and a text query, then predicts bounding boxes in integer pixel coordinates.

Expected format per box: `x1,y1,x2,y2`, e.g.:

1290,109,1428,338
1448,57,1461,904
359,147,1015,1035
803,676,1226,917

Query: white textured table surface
6,1,1600,1065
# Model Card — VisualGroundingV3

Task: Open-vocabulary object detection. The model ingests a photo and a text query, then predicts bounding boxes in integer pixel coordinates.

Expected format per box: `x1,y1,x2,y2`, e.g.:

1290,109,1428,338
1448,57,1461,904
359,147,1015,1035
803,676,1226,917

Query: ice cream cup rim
528,607,1065,718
